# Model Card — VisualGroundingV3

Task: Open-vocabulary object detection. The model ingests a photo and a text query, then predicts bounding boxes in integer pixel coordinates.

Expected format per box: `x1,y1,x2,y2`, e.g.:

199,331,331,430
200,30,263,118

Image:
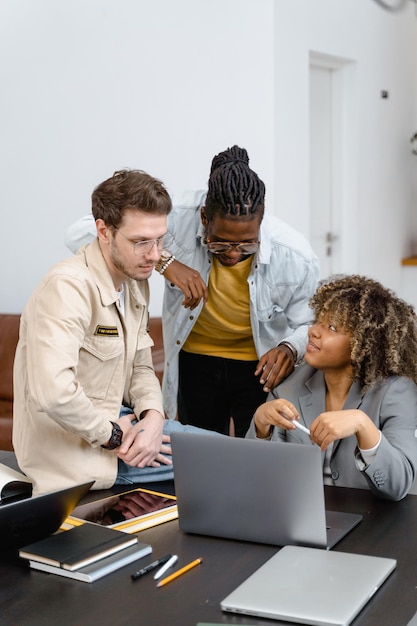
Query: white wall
0,0,275,315
1,0,416,315
273,0,417,293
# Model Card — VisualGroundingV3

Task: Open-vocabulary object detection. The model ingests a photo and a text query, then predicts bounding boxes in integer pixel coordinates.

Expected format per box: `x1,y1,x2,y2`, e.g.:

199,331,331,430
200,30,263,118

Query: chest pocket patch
94,325,119,337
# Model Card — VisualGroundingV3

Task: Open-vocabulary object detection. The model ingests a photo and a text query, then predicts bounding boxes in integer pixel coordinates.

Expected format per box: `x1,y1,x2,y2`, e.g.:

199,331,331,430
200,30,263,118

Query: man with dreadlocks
66,146,319,437
248,275,417,501
159,146,319,436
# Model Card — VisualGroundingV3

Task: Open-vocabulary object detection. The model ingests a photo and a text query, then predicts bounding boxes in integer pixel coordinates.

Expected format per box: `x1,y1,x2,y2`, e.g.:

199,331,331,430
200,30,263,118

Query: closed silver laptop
171,432,361,549
221,545,396,626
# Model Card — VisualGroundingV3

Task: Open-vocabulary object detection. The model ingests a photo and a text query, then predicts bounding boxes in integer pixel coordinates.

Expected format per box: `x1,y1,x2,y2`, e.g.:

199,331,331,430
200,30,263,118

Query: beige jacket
13,239,163,494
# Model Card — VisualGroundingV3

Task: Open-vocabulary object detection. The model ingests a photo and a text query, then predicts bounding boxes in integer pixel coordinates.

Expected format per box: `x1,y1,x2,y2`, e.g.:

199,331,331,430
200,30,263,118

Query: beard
109,240,154,282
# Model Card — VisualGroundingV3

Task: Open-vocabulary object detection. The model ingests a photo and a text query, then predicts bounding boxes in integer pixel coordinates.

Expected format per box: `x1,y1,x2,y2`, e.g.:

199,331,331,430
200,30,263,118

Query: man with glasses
159,146,319,436
66,147,319,438
13,169,202,494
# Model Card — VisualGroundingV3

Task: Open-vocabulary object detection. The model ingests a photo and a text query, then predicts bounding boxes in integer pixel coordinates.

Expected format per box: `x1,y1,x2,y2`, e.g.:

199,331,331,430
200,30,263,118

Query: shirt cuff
357,431,382,468
255,425,273,440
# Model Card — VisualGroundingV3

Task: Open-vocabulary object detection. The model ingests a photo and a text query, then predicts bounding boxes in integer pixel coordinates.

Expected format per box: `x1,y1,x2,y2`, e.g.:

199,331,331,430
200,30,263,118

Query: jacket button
331,470,339,480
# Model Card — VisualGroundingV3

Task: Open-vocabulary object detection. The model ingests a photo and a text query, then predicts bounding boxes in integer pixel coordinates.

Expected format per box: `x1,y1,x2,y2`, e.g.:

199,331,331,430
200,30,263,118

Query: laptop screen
0,481,93,550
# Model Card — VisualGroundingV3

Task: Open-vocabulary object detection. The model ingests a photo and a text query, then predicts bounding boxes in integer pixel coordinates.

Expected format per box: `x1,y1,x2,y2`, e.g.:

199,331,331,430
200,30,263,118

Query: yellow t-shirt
182,256,257,360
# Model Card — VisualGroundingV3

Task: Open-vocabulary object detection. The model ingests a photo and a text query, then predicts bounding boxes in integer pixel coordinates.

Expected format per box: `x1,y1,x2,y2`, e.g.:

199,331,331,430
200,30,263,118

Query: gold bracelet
155,250,175,274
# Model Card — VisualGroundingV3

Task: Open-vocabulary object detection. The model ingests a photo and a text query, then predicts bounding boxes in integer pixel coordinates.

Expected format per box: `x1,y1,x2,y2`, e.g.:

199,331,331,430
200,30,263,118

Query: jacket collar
300,369,364,427
257,217,272,264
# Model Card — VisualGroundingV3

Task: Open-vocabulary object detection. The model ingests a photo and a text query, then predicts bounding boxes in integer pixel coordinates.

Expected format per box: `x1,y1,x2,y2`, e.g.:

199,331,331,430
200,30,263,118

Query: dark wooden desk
1,484,417,626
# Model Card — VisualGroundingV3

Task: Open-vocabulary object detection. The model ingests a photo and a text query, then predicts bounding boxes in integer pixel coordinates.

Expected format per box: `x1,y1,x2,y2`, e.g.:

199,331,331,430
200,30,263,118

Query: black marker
131,554,172,580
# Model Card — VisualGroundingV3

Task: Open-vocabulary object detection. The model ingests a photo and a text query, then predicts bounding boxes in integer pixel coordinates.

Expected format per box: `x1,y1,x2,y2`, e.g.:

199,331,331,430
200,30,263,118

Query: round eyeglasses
204,238,260,255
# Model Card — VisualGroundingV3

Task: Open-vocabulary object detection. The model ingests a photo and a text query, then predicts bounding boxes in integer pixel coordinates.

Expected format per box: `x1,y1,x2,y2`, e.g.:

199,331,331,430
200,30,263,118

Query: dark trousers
177,350,268,437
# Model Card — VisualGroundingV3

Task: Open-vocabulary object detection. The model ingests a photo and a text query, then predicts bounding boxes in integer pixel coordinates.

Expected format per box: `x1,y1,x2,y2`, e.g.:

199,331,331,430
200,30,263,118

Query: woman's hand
310,409,380,451
254,398,301,438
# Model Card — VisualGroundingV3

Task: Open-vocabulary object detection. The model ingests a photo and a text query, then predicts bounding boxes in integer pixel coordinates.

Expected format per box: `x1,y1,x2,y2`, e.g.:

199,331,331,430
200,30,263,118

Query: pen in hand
280,412,311,436
156,557,203,588
131,554,172,580
291,420,310,436
153,554,178,580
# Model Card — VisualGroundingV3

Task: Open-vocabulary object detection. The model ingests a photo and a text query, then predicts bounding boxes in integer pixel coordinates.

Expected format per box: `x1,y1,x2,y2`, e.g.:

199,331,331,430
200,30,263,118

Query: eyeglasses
115,228,169,256
204,238,260,255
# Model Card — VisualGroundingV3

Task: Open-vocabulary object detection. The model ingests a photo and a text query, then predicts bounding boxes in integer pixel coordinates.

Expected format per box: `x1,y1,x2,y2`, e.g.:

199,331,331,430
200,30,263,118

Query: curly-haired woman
247,275,417,501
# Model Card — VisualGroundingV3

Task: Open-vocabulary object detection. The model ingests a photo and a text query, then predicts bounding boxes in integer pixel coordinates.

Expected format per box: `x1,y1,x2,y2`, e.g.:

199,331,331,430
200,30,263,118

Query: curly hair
310,275,417,390
204,145,265,221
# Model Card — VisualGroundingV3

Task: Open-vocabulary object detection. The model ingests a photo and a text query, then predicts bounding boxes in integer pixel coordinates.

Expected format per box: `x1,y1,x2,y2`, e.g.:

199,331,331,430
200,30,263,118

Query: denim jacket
162,191,320,420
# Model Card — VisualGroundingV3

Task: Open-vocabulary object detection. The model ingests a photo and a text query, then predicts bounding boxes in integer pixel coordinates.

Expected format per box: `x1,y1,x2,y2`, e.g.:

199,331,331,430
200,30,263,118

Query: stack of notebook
19,522,152,583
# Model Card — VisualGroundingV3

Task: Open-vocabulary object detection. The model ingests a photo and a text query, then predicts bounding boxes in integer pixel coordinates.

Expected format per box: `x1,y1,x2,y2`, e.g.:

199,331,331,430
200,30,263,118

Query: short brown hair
92,169,172,228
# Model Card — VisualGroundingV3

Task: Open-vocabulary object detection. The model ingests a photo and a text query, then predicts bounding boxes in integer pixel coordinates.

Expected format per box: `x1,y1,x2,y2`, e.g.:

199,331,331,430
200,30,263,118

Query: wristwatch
101,421,123,450
155,249,175,275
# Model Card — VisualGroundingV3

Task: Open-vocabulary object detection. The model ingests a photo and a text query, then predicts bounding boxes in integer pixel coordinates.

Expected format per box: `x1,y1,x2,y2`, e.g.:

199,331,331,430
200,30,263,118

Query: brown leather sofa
0,315,20,451
0,314,164,451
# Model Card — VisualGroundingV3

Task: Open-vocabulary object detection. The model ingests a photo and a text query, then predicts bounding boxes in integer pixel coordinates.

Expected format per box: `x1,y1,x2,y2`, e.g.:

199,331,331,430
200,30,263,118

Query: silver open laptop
221,545,396,626
171,432,362,549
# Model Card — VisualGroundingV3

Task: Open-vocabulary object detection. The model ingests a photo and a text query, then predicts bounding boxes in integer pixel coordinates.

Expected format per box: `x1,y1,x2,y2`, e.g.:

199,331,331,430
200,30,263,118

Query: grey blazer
246,364,417,501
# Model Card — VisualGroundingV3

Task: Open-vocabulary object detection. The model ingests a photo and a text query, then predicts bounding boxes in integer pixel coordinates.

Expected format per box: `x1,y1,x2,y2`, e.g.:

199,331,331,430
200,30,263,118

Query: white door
309,54,357,281
309,64,337,279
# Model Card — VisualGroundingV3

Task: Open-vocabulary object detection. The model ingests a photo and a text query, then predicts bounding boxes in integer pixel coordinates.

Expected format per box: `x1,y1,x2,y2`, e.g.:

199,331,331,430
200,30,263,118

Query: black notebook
19,522,138,571
28,542,152,583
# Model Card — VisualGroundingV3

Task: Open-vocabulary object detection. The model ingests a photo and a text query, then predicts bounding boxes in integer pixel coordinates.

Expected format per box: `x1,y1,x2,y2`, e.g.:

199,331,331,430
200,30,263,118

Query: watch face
111,423,123,447
104,422,123,449
101,422,123,449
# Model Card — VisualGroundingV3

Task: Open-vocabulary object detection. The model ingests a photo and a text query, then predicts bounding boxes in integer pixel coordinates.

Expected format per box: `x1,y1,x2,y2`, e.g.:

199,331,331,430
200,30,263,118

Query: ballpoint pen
131,554,172,580
153,554,178,580
291,420,310,436
280,411,311,436
156,557,203,588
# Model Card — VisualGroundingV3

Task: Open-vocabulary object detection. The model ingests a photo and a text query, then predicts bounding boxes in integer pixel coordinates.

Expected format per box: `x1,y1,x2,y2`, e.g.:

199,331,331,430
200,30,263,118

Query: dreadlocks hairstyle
204,145,265,221
310,275,417,390
92,169,172,229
